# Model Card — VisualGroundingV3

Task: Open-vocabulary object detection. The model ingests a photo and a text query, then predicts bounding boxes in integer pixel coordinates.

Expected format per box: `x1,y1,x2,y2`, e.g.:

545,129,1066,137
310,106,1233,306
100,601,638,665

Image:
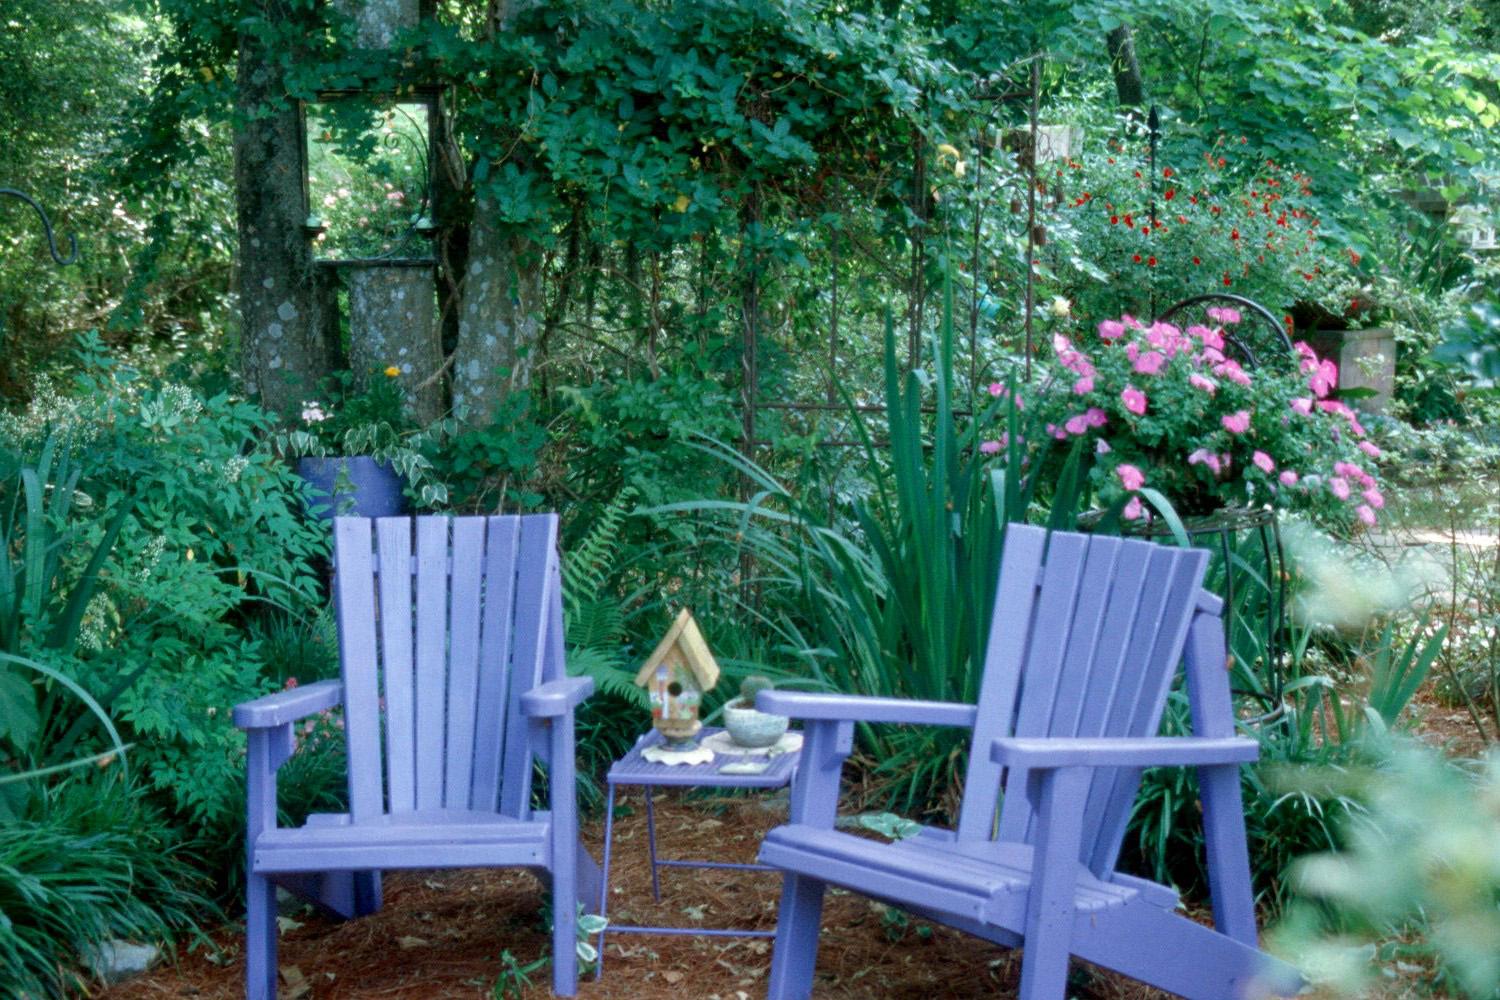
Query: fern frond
562,486,637,614
566,646,646,707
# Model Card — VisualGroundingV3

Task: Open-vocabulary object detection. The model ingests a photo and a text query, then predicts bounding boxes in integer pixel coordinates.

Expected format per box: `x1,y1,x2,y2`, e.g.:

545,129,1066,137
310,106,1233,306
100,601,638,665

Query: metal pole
1023,58,1040,382
1147,105,1160,317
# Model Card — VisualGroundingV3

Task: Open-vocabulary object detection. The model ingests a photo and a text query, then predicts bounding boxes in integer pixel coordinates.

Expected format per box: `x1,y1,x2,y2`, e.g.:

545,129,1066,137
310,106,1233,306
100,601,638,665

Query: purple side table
595,727,800,976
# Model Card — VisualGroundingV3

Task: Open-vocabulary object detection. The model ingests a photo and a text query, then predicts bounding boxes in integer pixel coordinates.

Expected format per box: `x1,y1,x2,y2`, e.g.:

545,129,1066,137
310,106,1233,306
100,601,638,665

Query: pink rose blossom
1279,470,1299,487
1213,359,1253,387
1309,359,1338,397
1221,410,1251,434
1356,505,1377,527
1095,439,1112,455
1252,451,1275,474
1146,322,1179,349
1084,407,1108,428
1290,397,1313,416
1362,487,1384,509
1190,325,1225,351
1121,386,1148,415
1116,463,1146,491
987,382,1005,397
1073,375,1095,395
1122,313,1144,329
979,440,1002,455
1189,373,1218,395
1294,341,1318,363
1065,414,1090,436
1123,495,1145,520
1329,477,1351,501
1188,449,1223,475
1098,319,1126,340
1205,306,1241,324
1133,351,1166,375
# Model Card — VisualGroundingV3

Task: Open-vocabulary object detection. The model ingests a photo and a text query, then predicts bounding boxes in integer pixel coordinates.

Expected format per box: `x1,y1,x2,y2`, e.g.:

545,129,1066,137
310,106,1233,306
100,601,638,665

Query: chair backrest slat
469,517,520,812
498,515,557,818
955,525,1048,842
1084,548,1206,872
443,517,487,809
959,525,1208,877
333,518,386,821
375,518,417,812
331,514,562,822
413,518,450,811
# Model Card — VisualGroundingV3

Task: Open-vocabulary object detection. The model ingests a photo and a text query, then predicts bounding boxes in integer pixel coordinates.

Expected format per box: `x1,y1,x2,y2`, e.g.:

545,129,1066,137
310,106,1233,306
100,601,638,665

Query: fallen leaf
397,936,430,949
279,965,310,1000
663,970,684,984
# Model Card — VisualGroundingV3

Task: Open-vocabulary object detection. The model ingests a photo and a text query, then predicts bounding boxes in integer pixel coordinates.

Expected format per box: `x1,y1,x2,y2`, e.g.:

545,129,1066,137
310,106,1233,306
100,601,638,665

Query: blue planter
296,456,409,521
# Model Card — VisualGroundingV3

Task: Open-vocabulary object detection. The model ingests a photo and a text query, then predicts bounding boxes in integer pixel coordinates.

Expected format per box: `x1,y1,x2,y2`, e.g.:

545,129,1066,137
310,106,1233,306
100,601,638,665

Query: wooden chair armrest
989,736,1259,770
521,677,594,717
233,680,343,730
756,691,976,728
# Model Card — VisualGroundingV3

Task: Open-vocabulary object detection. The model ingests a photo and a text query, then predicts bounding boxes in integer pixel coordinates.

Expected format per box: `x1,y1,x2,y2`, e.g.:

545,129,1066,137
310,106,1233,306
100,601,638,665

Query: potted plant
721,674,789,749
278,367,452,519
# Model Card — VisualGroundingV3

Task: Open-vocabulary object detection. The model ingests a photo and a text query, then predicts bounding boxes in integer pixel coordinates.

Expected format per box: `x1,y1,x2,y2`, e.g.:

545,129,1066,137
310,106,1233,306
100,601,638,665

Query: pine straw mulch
100,790,1175,1000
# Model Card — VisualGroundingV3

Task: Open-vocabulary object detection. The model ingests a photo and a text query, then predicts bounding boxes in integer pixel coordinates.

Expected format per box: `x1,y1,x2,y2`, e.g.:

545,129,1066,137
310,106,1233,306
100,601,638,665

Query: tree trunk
332,0,419,49
347,265,443,422
449,0,544,429
1106,25,1146,110
233,9,329,418
451,197,543,425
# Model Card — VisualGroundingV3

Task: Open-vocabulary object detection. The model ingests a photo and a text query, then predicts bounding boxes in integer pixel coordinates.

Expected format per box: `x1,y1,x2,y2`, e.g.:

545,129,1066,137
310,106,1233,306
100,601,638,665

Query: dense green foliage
2,0,1500,992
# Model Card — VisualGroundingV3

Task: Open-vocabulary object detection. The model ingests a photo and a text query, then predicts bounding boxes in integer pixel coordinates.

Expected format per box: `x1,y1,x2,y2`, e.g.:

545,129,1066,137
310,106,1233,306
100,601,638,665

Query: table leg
595,780,617,980
644,789,662,902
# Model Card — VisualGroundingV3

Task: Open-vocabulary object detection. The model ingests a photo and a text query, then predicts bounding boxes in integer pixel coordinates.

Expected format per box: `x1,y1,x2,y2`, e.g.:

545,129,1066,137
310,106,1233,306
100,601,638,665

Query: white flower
301,402,328,423
1049,297,1072,318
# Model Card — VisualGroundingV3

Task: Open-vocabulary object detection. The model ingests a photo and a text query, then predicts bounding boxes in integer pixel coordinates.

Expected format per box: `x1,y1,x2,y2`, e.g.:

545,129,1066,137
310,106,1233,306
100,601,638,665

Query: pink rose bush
1000,312,1385,529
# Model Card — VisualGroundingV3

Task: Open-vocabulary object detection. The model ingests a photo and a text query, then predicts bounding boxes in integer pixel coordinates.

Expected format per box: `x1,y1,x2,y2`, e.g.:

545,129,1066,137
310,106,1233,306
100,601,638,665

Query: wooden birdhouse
635,609,721,749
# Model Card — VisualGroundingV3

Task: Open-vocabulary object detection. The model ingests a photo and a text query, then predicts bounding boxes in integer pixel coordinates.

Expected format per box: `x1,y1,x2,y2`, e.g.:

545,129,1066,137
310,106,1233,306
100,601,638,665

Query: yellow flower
936,142,961,159
384,366,401,378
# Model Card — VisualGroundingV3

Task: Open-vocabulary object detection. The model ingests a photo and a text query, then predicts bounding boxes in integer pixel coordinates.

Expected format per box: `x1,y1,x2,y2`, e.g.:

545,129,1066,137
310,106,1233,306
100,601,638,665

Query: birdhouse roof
634,609,721,690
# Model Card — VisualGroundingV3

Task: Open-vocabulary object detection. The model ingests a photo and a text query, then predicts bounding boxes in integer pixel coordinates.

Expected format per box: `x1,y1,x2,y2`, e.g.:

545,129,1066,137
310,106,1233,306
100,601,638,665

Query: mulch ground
101,792,1170,1000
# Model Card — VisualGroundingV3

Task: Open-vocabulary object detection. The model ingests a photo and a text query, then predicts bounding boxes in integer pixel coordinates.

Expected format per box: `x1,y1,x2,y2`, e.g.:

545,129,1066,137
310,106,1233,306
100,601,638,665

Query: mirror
304,95,433,261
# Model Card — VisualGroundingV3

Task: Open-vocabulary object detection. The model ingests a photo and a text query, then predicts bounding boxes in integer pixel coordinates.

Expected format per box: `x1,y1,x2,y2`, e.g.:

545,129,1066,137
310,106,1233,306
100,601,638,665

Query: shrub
1016,310,1388,532
1273,740,1500,997
0,776,216,998
1047,133,1352,320
0,335,327,854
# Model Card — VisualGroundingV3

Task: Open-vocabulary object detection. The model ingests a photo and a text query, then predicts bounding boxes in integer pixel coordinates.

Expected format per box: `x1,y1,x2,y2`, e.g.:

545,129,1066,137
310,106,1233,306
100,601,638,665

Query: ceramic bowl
722,702,790,748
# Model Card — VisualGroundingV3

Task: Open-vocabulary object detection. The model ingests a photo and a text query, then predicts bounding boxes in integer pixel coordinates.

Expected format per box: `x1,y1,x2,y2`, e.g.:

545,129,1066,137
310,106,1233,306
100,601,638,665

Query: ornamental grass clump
1014,309,1385,531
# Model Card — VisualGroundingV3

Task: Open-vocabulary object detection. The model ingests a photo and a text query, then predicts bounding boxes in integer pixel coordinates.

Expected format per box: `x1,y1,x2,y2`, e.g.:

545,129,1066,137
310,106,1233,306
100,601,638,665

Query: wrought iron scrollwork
0,187,80,266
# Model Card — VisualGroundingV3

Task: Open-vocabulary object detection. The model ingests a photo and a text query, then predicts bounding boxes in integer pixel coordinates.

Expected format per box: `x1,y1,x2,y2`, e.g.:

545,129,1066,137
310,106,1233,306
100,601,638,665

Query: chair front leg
764,718,851,999
245,724,293,1000
786,718,853,827
547,711,580,997
1199,761,1258,947
1019,765,1090,1000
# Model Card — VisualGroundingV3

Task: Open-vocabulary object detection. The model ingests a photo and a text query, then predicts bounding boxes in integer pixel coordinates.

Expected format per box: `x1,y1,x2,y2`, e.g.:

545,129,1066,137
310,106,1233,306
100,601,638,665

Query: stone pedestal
346,264,442,423
1000,125,1083,166
1308,327,1396,415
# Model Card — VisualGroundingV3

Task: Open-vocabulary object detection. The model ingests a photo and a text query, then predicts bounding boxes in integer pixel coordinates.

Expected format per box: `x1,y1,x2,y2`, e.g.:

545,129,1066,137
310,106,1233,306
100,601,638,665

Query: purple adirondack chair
755,525,1302,999
233,515,599,999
